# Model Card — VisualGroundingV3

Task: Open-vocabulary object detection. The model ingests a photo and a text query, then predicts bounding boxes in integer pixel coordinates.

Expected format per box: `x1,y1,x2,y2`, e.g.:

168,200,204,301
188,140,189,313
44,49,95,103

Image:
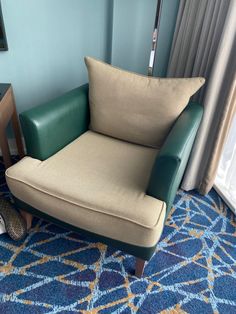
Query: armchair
6,58,204,277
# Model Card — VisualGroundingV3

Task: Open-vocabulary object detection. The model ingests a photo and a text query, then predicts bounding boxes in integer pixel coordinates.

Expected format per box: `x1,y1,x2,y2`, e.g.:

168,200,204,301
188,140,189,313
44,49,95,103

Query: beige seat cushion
6,131,166,247
85,56,205,148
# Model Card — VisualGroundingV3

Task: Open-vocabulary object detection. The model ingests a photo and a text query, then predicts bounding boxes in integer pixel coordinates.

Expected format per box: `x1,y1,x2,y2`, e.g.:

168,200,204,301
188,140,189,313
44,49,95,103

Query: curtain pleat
201,72,236,194
167,0,236,193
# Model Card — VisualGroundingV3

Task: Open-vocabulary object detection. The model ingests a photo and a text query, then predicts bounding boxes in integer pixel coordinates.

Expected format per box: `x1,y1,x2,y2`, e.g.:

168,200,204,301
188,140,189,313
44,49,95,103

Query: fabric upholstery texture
85,56,205,148
6,131,166,247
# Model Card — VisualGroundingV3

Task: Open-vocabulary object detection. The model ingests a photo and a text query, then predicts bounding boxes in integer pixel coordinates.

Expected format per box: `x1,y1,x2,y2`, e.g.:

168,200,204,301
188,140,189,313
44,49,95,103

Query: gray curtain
167,0,236,193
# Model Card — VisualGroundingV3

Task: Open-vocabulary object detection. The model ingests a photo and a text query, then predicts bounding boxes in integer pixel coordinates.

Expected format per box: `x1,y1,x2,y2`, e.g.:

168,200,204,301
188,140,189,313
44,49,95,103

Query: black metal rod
148,0,163,76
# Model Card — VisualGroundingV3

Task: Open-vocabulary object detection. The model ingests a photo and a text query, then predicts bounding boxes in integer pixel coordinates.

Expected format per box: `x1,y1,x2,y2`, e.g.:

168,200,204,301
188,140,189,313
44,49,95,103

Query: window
215,113,236,213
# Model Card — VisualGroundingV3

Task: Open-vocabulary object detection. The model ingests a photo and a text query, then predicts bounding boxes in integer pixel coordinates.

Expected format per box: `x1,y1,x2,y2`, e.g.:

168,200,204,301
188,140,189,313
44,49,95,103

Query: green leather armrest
20,84,89,160
147,102,203,218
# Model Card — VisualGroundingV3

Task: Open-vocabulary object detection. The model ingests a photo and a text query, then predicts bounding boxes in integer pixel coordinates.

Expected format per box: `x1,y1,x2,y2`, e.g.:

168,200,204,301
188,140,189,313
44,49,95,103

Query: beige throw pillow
85,56,205,148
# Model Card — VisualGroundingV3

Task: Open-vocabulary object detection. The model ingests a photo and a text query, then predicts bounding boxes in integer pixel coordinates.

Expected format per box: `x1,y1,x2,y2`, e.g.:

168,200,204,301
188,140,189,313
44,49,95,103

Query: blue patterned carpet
0,159,236,313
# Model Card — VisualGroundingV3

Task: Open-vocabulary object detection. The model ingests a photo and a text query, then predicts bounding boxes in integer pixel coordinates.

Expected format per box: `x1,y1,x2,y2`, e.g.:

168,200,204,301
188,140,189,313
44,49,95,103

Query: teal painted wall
0,0,111,114
154,0,180,76
0,0,179,139
111,0,179,76
111,0,157,75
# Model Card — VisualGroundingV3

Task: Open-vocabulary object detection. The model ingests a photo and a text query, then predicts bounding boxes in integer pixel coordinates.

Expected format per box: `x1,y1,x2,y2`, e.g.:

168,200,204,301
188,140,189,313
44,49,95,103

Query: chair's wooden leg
135,258,146,278
20,210,33,230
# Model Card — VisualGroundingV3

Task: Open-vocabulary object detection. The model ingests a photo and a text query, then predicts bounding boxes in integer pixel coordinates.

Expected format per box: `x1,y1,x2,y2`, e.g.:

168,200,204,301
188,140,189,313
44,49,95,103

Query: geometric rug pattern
0,159,236,313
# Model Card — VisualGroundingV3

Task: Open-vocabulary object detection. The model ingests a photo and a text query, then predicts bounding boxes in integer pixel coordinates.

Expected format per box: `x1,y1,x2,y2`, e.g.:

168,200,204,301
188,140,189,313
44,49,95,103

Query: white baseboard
0,138,25,156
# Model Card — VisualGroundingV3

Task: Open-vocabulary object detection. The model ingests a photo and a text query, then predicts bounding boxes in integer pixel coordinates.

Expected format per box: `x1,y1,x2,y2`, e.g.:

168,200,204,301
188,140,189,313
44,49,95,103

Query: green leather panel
14,197,157,261
20,84,89,160
147,102,203,218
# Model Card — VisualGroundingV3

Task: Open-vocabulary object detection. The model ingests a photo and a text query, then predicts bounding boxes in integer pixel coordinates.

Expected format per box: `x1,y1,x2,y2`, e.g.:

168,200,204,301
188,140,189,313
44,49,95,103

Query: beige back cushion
85,56,205,148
